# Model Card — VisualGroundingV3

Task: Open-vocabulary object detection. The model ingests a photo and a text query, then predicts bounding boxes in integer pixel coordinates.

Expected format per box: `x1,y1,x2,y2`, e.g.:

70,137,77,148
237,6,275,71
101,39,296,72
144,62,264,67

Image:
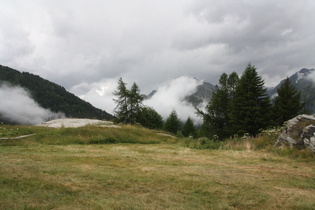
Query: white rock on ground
37,118,116,128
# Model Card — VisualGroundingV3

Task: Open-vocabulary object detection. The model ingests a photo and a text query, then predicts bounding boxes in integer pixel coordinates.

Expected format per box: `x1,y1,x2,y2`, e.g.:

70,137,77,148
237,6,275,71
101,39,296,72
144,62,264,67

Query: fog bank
0,83,64,125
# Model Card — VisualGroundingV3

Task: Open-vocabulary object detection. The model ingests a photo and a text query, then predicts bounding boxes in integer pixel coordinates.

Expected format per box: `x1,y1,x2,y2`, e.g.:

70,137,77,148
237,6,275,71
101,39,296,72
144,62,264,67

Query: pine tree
113,78,129,123
182,117,197,138
230,64,272,137
129,82,144,123
198,72,238,139
273,78,304,126
164,110,181,134
113,78,144,124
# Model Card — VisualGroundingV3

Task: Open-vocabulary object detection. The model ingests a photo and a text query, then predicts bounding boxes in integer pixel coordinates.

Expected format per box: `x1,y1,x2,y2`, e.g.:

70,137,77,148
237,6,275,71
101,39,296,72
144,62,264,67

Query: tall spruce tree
198,72,238,139
231,64,272,137
273,78,304,126
182,117,197,138
164,110,181,134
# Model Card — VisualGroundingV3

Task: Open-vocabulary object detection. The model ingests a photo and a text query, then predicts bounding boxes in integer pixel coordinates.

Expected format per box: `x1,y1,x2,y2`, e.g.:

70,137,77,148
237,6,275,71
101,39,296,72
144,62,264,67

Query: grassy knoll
0,124,315,209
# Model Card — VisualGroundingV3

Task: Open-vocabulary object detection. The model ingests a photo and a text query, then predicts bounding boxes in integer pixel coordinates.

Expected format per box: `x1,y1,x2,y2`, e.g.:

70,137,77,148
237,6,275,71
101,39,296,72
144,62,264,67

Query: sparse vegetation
0,123,314,209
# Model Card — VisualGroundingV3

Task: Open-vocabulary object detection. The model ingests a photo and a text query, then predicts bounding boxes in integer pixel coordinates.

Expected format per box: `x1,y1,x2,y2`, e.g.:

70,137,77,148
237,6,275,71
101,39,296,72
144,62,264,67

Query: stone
299,125,315,152
275,114,315,152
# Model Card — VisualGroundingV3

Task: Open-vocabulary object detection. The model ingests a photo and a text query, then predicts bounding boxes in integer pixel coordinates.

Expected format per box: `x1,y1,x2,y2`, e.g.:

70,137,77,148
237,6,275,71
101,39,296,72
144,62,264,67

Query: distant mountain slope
0,65,114,122
185,82,215,106
269,68,315,113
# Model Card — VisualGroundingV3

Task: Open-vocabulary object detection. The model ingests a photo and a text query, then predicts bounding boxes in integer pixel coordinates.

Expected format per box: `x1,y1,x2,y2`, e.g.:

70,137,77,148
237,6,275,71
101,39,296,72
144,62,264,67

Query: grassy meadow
0,124,315,209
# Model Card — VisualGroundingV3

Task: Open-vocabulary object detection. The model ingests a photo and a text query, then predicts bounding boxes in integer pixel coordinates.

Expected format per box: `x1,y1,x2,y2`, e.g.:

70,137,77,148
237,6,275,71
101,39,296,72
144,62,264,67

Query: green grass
0,124,315,209
0,124,175,146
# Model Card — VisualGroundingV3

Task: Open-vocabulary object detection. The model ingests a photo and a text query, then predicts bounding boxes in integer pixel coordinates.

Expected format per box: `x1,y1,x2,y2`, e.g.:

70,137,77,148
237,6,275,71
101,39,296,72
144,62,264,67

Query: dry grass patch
1,143,315,209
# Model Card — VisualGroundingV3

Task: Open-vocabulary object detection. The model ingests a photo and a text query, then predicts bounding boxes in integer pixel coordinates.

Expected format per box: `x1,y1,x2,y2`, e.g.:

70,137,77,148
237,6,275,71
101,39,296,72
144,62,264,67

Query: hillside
0,65,113,123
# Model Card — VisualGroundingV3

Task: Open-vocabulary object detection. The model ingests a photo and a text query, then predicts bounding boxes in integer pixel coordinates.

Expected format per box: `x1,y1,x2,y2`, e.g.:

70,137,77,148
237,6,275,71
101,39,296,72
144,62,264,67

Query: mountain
142,90,157,100
0,65,114,123
268,68,315,113
185,82,215,106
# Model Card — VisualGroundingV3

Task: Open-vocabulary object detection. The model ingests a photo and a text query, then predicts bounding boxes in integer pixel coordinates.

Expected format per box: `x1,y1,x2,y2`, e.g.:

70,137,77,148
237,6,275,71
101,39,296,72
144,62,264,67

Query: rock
98,125,121,128
300,125,315,152
155,133,177,138
275,114,315,152
37,118,114,128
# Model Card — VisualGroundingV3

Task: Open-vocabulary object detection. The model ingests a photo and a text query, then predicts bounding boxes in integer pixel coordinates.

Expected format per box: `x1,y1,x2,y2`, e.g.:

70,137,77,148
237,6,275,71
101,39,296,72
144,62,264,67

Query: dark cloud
0,0,314,116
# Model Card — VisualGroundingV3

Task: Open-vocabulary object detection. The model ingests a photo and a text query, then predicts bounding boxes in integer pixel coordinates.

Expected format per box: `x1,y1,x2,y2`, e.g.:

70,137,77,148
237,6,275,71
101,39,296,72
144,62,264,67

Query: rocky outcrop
300,125,315,152
275,114,315,152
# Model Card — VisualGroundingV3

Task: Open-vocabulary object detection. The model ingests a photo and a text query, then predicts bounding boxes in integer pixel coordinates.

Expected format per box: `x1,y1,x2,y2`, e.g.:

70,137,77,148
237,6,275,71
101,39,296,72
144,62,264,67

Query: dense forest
0,65,113,123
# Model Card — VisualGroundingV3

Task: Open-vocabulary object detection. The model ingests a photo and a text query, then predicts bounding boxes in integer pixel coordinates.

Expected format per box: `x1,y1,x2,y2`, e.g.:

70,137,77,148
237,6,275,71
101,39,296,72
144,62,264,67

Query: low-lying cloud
0,83,64,125
70,78,118,115
144,76,203,124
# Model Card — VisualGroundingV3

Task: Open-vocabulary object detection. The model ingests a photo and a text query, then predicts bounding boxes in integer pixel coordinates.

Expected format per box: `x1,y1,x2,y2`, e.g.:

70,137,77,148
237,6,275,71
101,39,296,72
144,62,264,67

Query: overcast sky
1,0,315,119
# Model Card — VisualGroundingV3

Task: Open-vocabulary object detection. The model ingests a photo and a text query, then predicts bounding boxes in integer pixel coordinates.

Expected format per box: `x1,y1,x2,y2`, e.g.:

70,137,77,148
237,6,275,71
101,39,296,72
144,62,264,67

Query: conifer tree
164,110,181,134
273,78,304,126
113,78,144,124
129,82,144,123
113,78,129,123
230,64,272,137
182,117,197,138
197,72,238,139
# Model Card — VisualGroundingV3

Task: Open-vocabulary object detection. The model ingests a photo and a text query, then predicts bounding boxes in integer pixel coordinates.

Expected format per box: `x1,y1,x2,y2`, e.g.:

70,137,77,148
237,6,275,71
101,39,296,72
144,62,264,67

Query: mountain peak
292,68,315,84
299,68,314,74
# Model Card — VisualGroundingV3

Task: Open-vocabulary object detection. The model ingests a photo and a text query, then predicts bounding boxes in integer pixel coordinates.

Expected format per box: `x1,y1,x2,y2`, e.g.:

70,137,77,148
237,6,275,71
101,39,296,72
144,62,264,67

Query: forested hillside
0,65,113,121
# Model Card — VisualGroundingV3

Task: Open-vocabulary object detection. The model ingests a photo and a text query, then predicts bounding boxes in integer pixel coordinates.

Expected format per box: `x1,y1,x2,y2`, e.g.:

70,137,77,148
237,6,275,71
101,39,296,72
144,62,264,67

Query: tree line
113,64,305,140
197,64,305,140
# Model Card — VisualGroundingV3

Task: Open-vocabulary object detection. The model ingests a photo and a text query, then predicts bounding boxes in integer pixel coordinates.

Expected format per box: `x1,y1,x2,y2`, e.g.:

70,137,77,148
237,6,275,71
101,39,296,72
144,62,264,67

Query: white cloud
69,78,118,115
144,76,203,123
307,70,315,82
0,83,64,124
